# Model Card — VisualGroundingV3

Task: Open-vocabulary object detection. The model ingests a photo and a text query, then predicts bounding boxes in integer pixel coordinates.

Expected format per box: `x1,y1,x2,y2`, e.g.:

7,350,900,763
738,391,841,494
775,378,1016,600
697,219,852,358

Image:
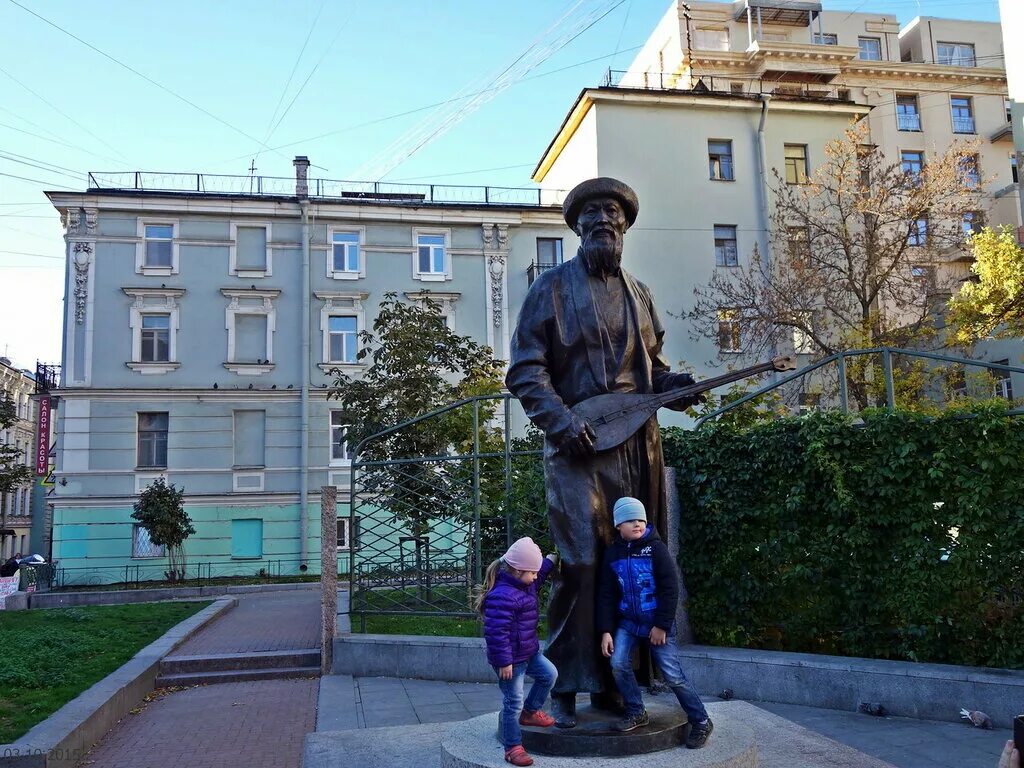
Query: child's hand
998,739,1021,768
546,553,559,564
499,665,513,680
649,627,667,646
601,632,614,657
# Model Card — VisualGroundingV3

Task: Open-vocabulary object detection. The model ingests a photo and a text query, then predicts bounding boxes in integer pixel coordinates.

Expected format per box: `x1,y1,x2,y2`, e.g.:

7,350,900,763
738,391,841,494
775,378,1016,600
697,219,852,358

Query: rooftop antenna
248,158,258,194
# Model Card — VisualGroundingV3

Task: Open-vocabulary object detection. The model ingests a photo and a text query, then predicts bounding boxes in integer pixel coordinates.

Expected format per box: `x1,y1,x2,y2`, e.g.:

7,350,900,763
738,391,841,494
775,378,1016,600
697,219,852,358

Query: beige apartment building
0,357,36,558
531,0,1019,403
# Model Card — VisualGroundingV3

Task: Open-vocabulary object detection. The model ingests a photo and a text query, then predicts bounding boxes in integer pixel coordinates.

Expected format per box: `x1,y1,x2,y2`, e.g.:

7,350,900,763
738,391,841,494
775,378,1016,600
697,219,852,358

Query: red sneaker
504,745,534,766
519,709,556,728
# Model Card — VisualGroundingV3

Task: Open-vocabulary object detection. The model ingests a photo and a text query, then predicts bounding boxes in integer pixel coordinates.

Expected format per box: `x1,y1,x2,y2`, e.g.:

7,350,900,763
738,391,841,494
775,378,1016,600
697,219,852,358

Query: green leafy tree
948,226,1024,344
0,396,32,559
131,478,195,581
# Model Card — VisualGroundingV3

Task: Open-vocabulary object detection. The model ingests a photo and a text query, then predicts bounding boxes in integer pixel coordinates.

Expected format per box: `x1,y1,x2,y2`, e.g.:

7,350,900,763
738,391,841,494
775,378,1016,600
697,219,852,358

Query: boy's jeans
609,626,709,724
495,652,558,748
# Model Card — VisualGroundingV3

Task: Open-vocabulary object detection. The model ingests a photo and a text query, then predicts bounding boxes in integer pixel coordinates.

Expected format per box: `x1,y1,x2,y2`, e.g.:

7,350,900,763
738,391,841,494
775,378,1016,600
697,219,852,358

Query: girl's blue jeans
609,626,708,724
495,652,558,748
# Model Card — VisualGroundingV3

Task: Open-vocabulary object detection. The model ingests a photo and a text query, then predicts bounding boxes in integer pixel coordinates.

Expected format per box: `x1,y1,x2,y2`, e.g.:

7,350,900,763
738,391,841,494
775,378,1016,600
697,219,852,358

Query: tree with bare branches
687,122,983,406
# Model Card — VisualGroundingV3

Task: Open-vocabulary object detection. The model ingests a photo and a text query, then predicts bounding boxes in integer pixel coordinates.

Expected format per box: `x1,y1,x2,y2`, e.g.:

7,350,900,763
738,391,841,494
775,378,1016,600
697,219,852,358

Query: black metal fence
32,558,315,592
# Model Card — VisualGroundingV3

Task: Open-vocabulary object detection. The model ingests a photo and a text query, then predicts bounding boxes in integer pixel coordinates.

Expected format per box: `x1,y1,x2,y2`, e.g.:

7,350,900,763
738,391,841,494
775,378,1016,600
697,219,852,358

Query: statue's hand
559,419,597,459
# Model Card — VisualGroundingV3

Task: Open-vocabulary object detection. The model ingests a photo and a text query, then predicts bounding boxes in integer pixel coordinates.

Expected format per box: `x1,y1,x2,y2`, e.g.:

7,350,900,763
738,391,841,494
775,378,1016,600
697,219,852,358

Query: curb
332,635,1024,728
0,596,237,768
29,581,322,609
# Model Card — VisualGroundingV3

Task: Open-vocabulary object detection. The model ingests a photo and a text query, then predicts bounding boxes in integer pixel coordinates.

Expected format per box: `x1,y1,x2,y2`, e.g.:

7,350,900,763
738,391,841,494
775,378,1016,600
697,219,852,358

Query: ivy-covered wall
663,404,1024,669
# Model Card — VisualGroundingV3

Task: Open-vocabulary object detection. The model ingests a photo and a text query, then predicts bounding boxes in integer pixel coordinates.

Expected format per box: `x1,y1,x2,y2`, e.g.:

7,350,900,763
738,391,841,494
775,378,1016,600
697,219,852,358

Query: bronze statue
505,177,701,727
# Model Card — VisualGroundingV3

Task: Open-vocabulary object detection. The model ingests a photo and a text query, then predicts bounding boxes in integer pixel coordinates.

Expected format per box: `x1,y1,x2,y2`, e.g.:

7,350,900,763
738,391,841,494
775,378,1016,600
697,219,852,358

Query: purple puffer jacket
482,558,554,668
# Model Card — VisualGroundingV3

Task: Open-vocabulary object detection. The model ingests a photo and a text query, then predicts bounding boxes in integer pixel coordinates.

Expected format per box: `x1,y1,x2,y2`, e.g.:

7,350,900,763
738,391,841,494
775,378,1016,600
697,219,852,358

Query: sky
0,0,1003,371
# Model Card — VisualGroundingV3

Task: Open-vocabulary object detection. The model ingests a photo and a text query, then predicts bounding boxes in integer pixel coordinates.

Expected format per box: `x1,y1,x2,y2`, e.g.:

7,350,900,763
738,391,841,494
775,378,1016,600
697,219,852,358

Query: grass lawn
0,601,209,743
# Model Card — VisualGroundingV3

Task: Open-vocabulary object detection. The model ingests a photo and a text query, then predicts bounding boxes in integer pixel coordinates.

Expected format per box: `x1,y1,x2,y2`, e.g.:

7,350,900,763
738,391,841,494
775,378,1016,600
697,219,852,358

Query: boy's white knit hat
502,536,543,572
613,497,647,527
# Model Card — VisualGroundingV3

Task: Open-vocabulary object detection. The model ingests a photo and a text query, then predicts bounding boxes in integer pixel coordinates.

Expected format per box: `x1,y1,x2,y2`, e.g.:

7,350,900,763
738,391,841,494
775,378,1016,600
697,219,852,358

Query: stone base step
161,648,320,674
155,665,320,687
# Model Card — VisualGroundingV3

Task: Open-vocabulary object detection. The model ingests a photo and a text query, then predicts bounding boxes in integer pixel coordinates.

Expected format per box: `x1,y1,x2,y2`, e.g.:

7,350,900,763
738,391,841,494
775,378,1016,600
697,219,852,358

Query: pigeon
858,702,887,717
720,688,734,701
960,709,993,729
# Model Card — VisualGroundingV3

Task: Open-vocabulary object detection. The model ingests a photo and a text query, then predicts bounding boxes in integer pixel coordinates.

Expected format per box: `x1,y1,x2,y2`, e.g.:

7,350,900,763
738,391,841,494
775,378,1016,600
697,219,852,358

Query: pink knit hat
502,537,543,572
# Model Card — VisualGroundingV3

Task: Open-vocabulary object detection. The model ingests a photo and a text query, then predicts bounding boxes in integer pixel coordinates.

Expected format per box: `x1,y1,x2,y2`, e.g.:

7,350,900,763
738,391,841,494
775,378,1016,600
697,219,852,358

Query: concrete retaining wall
332,635,1024,728
28,581,318,609
0,598,236,768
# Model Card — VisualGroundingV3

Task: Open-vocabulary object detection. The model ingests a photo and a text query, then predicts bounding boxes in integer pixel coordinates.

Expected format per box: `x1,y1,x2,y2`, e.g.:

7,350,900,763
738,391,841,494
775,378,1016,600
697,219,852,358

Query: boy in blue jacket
597,497,713,748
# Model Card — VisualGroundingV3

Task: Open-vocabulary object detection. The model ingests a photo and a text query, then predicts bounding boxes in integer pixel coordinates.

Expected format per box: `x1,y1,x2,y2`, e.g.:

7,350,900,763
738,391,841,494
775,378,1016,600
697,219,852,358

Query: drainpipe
756,96,772,275
295,156,311,567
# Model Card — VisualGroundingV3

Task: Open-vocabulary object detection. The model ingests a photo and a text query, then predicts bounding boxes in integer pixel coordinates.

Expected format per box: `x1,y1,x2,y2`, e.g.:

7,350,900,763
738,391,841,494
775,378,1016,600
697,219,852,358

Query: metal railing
36,558,318,591
87,172,566,208
602,70,852,102
527,261,559,285
696,347,1024,426
952,117,976,134
897,113,921,131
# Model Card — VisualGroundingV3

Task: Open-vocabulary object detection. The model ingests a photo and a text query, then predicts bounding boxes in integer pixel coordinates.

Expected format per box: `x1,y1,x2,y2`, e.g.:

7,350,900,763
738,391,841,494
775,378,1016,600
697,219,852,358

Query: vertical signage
35,397,51,476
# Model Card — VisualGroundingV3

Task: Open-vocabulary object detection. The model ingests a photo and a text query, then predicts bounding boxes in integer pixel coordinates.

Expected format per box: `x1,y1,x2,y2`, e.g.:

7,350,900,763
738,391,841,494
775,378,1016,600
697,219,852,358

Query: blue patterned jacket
596,527,679,637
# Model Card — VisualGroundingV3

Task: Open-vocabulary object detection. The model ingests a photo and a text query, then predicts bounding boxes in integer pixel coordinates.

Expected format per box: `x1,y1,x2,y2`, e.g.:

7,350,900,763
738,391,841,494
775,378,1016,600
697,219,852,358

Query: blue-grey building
44,160,567,583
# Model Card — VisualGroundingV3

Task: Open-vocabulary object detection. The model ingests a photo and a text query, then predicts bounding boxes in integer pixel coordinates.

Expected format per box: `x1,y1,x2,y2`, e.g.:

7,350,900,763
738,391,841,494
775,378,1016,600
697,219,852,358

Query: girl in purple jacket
475,537,559,766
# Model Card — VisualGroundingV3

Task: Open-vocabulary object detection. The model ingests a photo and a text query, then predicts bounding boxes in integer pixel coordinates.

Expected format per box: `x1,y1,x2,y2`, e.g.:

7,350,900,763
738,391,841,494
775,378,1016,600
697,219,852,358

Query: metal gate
346,395,545,630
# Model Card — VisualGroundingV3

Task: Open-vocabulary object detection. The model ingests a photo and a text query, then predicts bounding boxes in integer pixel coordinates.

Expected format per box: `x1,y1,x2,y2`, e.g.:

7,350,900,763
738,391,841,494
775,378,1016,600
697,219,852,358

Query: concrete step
160,648,321,674
155,665,320,687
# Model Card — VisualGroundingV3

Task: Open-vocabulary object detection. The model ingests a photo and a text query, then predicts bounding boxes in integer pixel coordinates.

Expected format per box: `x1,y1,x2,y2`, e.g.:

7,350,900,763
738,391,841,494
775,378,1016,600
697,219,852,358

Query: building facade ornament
72,243,93,325
64,208,81,234
85,209,98,234
488,253,506,328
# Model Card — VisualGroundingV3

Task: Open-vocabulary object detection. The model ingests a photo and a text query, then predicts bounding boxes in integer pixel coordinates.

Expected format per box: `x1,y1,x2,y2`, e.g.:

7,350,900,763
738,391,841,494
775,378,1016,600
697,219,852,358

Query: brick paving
170,588,321,655
76,679,318,768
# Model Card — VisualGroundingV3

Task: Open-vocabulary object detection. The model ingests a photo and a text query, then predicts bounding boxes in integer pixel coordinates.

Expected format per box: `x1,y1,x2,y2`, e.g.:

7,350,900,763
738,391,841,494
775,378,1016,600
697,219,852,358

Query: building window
330,229,363,279
961,211,983,237
222,289,279,374
231,518,263,559
695,27,729,51
784,144,808,185
136,220,179,275
140,314,170,363
793,321,814,354
937,42,975,67
992,360,1013,401
911,265,935,292
1012,153,1019,184
717,310,741,353
233,410,266,469
951,96,975,134
137,412,168,469
858,37,881,60
330,410,350,466
229,222,271,277
730,82,744,94
786,226,810,265
960,154,980,188
337,516,360,551
708,140,734,181
714,225,738,267
124,287,184,373
901,150,924,180
908,217,928,247
328,316,359,363
536,238,563,266
813,33,838,46
132,524,166,558
896,95,921,131
414,231,450,281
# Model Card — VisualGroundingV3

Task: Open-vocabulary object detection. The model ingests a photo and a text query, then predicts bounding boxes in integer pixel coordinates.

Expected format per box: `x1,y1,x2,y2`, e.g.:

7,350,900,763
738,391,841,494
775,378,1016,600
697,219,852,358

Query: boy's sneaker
686,718,714,749
504,746,534,766
612,710,650,732
519,709,556,727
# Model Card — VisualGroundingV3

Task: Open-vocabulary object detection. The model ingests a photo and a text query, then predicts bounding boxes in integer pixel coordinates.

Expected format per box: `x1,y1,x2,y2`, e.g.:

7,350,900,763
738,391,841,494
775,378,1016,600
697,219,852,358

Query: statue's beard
579,233,623,276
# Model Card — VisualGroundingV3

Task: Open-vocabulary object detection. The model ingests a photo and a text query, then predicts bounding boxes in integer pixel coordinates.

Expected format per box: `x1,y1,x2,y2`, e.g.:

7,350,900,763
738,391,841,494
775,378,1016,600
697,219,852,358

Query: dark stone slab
519,700,687,757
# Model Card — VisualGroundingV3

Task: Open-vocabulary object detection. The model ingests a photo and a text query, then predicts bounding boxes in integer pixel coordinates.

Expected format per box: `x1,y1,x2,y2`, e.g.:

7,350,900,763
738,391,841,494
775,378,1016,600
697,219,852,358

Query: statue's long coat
505,254,692,695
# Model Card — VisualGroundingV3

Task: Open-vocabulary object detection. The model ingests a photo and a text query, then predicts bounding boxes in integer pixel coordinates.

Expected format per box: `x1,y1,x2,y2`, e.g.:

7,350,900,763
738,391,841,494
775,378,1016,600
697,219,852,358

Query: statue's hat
562,177,639,231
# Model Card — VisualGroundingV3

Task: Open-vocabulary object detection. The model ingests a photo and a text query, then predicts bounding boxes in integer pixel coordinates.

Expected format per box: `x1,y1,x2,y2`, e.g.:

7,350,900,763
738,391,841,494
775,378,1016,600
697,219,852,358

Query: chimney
293,156,310,198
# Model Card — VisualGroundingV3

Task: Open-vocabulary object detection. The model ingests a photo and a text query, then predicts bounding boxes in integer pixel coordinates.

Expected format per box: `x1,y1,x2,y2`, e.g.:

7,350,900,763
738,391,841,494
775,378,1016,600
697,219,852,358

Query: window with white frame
230,222,271,276
330,229,362,278
327,315,359,364
137,412,168,469
694,27,729,51
222,289,279,374
714,225,738,267
951,96,975,134
708,140,734,181
858,37,882,60
404,291,459,332
136,220,179,275
132,524,166,558
330,410,350,466
336,516,360,551
813,33,838,46
414,231,450,280
124,287,184,373
937,42,975,67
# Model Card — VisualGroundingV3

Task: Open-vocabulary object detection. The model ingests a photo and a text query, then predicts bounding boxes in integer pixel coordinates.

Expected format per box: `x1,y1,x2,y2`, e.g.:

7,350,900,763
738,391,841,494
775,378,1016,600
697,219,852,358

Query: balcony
897,113,921,131
952,117,976,134
527,262,559,285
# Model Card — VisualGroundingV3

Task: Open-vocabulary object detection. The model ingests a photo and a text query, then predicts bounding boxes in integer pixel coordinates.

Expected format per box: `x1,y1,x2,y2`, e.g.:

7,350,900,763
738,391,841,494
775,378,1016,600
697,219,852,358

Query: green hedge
663,404,1024,669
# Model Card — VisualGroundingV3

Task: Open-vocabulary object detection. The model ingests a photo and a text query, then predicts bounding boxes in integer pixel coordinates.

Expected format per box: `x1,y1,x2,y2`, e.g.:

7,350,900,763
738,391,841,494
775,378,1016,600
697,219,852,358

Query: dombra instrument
569,355,798,453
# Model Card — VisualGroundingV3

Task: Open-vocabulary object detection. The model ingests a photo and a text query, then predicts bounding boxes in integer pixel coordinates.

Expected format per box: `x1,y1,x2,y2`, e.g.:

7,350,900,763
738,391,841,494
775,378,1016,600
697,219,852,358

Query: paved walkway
77,589,322,768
